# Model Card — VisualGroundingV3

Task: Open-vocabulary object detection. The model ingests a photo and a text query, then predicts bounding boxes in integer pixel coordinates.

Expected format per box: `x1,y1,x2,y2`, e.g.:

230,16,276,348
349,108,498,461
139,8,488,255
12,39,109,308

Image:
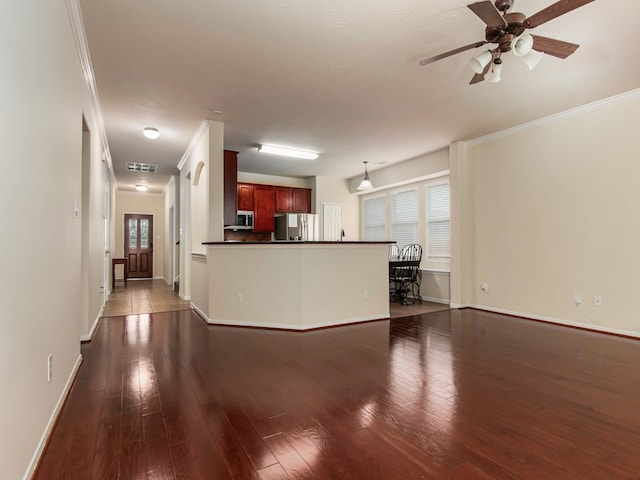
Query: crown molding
177,120,210,171
465,88,640,147
66,0,113,175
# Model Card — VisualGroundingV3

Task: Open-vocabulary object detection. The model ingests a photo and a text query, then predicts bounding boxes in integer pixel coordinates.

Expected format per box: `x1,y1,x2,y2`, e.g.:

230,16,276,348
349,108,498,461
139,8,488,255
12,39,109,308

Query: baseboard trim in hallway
26,354,83,480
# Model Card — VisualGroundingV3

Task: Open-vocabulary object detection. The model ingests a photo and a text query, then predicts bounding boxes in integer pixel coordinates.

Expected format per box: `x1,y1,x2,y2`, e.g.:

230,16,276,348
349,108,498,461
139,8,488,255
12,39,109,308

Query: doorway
322,202,344,241
124,213,154,278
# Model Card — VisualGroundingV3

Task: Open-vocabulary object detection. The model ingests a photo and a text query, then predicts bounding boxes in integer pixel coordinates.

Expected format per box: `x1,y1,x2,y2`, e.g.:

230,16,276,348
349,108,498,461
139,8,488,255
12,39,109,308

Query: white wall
207,244,389,329
177,120,224,305
115,191,166,279
0,2,86,478
81,109,112,341
348,148,449,193
459,91,640,336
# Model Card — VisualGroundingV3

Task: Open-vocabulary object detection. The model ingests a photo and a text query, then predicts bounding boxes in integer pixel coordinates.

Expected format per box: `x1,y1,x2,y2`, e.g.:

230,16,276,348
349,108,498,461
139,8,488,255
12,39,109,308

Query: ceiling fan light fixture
357,161,373,191
470,50,493,74
512,33,534,57
258,144,318,160
485,58,503,83
520,49,544,70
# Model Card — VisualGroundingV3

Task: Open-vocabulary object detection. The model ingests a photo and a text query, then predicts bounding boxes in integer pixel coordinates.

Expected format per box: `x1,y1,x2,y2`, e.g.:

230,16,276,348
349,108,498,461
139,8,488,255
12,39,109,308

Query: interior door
125,214,153,279
322,203,344,241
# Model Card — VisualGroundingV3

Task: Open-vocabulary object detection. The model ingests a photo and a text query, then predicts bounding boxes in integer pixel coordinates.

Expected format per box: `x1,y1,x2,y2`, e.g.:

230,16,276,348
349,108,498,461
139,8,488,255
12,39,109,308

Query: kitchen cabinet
292,187,311,213
236,182,311,232
253,185,275,232
237,183,254,211
224,150,238,226
275,187,292,213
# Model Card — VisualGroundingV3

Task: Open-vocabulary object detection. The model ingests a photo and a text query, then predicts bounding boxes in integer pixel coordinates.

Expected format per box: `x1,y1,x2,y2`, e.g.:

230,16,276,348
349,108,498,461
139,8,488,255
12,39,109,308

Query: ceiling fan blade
531,34,579,58
419,41,487,66
525,0,595,29
469,60,492,84
467,1,507,28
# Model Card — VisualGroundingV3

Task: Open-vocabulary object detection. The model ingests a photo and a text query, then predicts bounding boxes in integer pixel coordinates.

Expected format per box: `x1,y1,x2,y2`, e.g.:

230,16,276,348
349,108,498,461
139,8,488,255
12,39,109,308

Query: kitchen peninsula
199,241,391,330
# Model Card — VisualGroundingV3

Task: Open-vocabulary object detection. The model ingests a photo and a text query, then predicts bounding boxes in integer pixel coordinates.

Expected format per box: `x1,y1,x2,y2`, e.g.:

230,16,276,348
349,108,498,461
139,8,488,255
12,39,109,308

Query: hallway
103,280,191,317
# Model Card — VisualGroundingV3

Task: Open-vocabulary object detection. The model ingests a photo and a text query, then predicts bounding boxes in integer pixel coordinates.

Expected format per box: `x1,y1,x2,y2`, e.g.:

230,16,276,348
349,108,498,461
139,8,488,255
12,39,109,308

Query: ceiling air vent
126,162,158,173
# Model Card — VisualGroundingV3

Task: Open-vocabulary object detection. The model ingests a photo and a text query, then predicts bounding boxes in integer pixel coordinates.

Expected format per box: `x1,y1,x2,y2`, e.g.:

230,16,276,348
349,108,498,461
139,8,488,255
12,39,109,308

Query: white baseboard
469,304,640,339
24,354,83,480
449,303,470,309
204,313,390,331
80,304,104,342
422,296,450,305
190,303,207,322
180,293,191,301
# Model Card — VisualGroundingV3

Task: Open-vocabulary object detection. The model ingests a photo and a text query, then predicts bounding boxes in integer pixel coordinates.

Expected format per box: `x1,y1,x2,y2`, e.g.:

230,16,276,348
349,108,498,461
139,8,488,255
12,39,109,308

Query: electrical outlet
363,290,369,300
235,293,243,304
481,283,489,293
573,292,582,306
593,295,602,307
47,354,53,382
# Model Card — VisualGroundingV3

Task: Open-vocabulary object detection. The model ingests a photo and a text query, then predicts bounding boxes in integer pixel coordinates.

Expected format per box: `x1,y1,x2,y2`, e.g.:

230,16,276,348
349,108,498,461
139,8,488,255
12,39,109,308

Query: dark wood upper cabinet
275,187,292,213
292,187,311,213
223,150,238,226
237,183,254,211
235,182,312,232
253,185,275,232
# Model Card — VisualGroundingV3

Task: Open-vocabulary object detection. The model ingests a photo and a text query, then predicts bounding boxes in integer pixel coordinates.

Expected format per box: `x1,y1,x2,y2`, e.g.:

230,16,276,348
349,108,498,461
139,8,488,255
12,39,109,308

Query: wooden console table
112,258,128,288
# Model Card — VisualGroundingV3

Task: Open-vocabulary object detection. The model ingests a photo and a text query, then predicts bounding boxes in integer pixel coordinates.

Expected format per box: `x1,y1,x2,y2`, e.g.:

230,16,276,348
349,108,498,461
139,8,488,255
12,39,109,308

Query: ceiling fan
419,0,595,84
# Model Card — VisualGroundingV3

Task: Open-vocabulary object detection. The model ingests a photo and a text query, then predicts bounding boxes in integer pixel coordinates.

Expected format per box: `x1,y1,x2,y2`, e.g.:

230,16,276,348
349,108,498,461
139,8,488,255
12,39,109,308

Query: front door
125,214,153,279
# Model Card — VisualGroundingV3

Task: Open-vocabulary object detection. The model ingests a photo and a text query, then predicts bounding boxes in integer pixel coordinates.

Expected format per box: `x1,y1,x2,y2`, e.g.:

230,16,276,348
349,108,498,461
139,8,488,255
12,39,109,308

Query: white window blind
364,196,386,241
391,189,419,251
427,183,450,258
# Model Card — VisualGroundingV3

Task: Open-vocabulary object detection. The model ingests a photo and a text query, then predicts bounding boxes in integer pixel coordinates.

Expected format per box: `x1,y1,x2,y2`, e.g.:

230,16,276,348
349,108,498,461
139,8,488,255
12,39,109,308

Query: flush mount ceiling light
143,127,160,139
357,161,373,191
258,145,318,160
135,184,149,192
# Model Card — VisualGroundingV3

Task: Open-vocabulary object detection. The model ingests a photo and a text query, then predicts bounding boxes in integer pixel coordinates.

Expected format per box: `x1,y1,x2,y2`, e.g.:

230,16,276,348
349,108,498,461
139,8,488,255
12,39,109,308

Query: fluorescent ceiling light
135,184,149,192
143,127,160,139
258,145,318,160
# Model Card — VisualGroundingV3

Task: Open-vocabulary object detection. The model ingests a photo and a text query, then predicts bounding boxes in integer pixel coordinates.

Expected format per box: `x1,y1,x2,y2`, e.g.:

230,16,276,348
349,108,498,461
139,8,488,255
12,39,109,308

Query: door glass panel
140,219,149,248
129,219,138,248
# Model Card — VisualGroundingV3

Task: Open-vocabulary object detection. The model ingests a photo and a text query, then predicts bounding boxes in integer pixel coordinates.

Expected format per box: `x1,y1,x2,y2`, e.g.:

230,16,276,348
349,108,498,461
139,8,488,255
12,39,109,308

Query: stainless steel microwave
234,210,254,229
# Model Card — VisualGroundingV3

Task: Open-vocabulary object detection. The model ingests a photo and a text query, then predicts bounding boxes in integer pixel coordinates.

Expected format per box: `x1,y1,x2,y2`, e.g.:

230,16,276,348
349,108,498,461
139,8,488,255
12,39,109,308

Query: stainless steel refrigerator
275,213,319,241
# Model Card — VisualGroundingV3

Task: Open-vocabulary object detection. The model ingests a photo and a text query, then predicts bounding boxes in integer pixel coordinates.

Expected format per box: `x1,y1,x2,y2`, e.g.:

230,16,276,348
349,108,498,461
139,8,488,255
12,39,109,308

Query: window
427,183,450,259
360,176,450,271
364,196,386,241
391,189,418,250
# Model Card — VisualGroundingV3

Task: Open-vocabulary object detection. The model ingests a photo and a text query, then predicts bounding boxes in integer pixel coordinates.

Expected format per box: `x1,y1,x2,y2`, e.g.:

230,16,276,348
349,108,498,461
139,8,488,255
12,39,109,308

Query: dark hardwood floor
34,309,640,479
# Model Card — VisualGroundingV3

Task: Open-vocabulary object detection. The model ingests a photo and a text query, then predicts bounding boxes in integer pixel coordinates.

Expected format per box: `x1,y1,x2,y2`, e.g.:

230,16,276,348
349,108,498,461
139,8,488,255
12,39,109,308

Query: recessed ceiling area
78,0,640,193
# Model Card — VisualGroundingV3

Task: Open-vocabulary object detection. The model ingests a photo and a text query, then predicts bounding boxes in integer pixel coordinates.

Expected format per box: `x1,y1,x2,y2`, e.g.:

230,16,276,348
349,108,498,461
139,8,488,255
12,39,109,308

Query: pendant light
357,161,373,191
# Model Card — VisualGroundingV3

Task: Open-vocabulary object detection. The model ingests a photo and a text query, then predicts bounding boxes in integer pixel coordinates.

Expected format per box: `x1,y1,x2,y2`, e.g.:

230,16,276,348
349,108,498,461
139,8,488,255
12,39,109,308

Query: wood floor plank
34,308,640,479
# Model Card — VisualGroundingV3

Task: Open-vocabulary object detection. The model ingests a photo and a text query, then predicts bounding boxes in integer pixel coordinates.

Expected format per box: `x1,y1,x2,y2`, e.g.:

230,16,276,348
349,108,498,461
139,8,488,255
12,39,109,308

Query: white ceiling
79,0,640,193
